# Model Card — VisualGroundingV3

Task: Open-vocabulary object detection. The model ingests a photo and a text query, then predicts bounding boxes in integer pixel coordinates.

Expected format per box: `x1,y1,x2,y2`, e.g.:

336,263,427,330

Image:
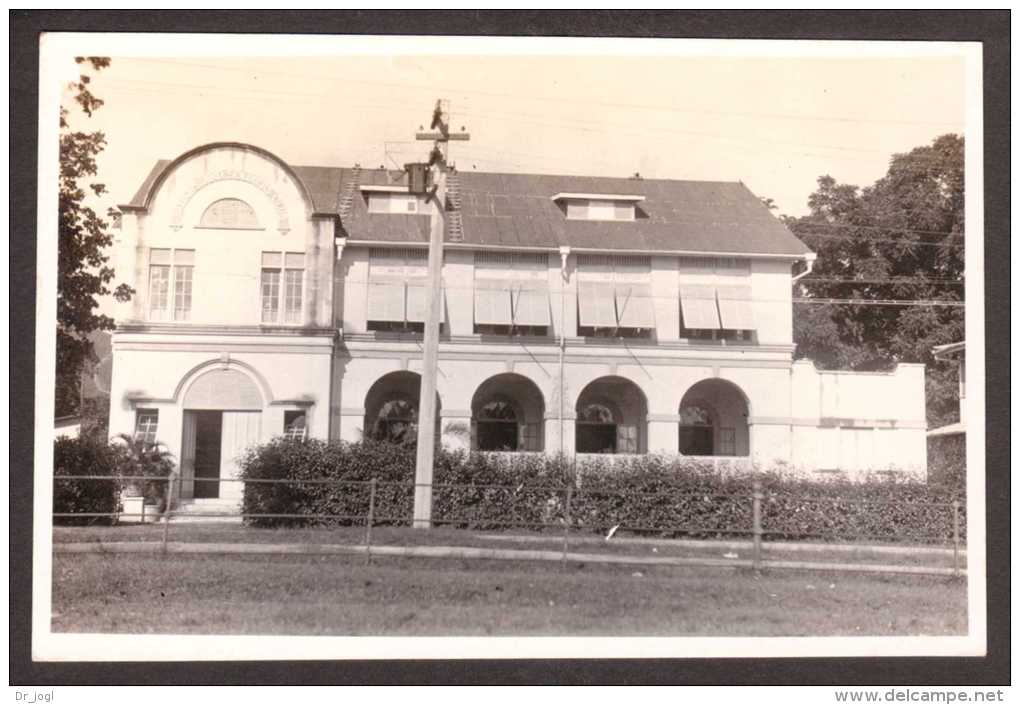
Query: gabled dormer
552,192,644,221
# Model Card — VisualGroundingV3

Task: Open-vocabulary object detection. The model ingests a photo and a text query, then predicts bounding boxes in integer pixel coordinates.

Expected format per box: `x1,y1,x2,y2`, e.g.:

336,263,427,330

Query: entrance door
193,411,223,499
220,411,262,502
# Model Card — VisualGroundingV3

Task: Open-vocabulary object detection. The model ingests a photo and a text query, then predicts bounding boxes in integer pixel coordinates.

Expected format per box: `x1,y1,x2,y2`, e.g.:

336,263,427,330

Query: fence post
366,478,377,565
561,485,573,569
751,478,763,572
161,473,175,552
952,499,961,577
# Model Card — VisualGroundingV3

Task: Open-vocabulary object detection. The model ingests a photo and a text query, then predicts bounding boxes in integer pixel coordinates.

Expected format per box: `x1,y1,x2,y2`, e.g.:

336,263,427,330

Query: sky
54,43,968,220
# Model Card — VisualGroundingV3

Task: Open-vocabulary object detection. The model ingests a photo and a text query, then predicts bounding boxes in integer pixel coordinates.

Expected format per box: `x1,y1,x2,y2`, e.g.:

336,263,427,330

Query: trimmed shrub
432,451,572,530
237,440,965,544
53,435,124,525
239,438,416,527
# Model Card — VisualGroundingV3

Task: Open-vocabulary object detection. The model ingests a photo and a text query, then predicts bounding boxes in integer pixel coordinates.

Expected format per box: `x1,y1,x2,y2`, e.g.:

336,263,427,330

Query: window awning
511,282,551,326
615,284,655,328
366,280,405,322
474,280,513,325
406,279,446,323
578,282,618,328
716,285,755,330
680,285,721,329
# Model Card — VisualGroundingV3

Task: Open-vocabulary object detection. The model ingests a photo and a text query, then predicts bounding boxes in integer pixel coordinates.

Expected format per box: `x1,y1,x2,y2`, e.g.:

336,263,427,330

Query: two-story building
109,142,927,508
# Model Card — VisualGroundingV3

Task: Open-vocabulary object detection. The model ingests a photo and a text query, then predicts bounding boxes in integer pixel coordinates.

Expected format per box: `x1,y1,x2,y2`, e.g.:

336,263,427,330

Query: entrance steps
170,498,243,524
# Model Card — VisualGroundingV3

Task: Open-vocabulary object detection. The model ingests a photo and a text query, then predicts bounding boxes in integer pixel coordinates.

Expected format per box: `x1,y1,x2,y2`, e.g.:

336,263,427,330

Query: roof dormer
552,192,644,222
361,184,427,215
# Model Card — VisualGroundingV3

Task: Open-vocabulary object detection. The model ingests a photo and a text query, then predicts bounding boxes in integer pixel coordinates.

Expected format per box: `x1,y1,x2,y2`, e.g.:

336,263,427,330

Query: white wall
117,145,334,328
339,247,799,344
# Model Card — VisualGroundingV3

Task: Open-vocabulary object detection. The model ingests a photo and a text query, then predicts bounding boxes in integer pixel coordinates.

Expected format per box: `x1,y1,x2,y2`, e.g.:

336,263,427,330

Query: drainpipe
790,254,816,283
558,246,571,458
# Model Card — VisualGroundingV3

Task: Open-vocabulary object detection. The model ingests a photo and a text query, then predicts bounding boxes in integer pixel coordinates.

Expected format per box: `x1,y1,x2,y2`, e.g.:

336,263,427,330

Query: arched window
679,402,715,456
576,402,619,453
198,198,261,229
372,398,417,443
578,403,614,424
476,399,520,451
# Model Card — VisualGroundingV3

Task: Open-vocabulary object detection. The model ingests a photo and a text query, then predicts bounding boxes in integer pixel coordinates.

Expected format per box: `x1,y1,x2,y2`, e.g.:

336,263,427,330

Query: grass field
51,550,967,637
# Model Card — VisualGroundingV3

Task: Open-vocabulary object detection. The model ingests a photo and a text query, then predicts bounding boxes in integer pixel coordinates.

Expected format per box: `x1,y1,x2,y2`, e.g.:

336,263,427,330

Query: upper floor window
576,254,654,338
198,198,261,229
553,193,644,222
366,248,444,333
261,252,305,324
148,248,194,321
473,251,550,336
363,186,427,215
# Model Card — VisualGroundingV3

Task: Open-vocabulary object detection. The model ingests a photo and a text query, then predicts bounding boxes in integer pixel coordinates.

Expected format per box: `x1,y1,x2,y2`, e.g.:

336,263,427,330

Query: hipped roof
126,161,812,258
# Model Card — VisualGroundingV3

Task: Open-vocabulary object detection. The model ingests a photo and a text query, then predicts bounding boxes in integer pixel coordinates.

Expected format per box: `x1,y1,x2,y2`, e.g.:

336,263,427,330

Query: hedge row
239,439,966,544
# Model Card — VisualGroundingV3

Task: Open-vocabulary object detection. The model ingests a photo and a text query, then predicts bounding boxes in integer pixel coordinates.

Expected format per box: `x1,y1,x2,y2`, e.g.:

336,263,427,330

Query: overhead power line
125,57,964,128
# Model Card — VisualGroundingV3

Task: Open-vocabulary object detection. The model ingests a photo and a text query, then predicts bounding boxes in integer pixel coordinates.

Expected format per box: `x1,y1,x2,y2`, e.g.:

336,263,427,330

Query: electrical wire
123,57,964,128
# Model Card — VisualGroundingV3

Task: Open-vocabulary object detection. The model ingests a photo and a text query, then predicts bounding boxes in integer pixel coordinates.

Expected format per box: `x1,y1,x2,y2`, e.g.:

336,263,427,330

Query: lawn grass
51,551,966,637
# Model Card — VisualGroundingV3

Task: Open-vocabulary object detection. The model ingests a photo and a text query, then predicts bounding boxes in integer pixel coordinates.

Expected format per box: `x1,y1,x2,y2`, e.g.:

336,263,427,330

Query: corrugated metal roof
344,169,812,256
123,160,811,257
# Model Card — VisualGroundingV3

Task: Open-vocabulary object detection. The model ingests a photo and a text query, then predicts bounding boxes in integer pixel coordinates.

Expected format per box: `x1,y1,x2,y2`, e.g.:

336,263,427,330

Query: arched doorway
180,366,265,501
363,371,441,443
471,373,546,452
575,376,647,454
679,379,750,456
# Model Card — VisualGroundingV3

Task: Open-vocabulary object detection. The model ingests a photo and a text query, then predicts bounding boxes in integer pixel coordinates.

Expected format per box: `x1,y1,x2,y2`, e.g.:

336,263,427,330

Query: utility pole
411,100,469,528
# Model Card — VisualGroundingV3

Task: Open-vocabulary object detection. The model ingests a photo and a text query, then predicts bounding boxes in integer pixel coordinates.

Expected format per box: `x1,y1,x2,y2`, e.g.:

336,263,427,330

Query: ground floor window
134,409,159,444
475,399,519,451
576,403,618,454
283,410,307,440
372,398,417,443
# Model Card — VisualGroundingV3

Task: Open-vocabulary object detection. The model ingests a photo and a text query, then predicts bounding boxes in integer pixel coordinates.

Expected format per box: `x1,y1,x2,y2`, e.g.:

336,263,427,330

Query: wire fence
53,473,966,576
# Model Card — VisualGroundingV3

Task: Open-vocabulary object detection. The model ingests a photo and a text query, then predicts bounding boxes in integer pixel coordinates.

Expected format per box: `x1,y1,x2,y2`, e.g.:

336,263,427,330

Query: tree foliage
785,134,965,427
57,57,133,417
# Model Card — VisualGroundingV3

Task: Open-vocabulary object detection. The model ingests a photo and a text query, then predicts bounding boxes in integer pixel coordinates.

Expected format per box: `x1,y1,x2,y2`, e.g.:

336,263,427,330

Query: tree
56,57,133,418
786,134,965,427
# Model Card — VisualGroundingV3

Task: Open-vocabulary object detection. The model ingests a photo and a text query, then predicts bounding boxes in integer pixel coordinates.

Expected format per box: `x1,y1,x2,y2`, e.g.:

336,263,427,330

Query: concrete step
171,499,243,523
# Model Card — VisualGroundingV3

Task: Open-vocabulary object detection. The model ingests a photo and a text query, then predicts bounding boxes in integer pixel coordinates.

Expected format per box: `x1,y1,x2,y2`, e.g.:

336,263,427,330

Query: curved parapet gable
121,142,321,219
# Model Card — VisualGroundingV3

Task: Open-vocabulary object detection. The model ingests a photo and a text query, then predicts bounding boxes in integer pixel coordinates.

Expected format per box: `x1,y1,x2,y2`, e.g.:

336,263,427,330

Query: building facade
108,143,927,506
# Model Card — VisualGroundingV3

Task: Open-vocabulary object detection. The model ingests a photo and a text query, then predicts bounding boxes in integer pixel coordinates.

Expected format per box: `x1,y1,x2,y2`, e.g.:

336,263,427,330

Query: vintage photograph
33,32,983,661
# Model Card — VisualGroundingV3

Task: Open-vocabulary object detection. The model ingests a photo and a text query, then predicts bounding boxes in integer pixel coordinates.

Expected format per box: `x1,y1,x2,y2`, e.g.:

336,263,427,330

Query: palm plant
113,434,176,511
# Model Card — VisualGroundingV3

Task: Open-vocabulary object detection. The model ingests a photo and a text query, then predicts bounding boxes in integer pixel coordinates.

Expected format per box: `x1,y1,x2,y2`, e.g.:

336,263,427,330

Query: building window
371,398,417,443
283,410,307,440
576,403,618,454
198,198,261,229
557,194,641,221
366,192,425,214
148,249,194,321
134,409,159,444
366,248,444,333
678,403,714,456
475,399,520,451
261,251,304,324
576,255,654,338
473,252,551,336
